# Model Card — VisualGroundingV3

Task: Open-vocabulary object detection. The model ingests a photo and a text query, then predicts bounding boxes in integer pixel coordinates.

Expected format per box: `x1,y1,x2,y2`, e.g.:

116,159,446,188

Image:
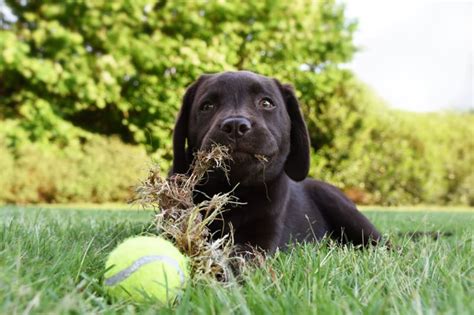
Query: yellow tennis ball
104,236,189,304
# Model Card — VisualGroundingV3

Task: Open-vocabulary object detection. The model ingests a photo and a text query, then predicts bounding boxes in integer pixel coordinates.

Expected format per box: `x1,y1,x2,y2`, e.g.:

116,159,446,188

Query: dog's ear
171,75,208,174
276,81,310,181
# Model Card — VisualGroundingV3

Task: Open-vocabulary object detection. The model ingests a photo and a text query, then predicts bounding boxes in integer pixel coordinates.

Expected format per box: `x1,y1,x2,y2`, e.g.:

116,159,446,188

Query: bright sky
345,0,473,112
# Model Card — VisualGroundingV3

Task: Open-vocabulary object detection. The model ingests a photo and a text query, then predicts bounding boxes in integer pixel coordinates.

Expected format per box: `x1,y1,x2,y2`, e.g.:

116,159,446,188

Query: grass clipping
134,144,243,281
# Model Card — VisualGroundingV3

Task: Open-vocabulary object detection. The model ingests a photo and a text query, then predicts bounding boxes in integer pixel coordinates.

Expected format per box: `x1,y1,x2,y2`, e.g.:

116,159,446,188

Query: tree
1,0,356,158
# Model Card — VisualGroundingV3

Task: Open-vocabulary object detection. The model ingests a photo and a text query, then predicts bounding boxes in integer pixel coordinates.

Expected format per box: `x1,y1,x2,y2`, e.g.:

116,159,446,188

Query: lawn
1,206,472,314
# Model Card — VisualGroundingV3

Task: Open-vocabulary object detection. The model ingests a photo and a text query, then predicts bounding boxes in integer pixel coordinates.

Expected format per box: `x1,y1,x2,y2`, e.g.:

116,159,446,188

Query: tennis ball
104,236,189,304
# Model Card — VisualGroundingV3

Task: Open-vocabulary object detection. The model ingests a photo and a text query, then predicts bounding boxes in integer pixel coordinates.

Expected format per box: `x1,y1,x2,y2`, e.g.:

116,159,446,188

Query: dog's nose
220,117,252,138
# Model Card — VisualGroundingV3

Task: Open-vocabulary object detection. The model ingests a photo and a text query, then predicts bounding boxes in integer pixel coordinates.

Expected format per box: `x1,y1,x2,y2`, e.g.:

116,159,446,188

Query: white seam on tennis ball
105,255,185,286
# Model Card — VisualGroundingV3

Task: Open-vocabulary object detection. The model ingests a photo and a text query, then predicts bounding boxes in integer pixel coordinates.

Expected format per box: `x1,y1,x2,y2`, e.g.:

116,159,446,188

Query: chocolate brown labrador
171,71,382,253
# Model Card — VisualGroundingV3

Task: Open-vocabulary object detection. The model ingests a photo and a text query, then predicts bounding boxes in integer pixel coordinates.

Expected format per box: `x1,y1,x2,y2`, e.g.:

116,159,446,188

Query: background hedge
0,0,472,205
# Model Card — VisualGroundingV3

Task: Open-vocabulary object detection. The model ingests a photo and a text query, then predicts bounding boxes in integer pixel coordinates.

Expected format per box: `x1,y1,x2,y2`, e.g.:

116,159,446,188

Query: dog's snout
220,117,252,138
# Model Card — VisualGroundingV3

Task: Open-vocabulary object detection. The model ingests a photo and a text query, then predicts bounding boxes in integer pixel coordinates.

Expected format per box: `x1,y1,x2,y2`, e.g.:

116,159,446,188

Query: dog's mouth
200,145,273,164
200,132,278,165
198,139,281,185
231,150,257,162
230,149,274,164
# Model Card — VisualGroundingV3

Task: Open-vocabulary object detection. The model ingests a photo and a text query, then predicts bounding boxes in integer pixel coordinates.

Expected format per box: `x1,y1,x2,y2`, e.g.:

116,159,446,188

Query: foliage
0,129,148,203
0,0,472,205
309,83,474,206
0,0,355,155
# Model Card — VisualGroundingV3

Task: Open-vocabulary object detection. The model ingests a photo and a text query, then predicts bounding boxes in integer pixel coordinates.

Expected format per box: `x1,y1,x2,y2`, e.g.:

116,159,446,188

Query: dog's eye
200,102,215,112
259,98,275,110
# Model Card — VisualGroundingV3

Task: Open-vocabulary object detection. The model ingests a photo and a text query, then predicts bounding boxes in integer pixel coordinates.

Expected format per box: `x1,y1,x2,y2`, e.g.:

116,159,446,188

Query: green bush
0,130,148,204
309,85,474,206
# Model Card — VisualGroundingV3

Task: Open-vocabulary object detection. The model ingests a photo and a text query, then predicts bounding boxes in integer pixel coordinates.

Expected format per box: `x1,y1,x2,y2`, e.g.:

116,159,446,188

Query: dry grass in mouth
254,154,269,163
133,144,249,282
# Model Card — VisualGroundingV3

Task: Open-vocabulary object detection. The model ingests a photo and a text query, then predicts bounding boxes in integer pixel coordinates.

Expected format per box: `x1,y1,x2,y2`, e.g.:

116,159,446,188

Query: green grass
1,206,473,314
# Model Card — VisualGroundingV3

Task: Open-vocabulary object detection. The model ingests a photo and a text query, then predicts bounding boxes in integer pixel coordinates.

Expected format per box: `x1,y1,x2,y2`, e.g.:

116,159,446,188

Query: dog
171,71,382,253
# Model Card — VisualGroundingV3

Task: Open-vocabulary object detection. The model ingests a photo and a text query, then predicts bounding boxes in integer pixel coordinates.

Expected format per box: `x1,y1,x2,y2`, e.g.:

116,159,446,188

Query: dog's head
171,71,310,186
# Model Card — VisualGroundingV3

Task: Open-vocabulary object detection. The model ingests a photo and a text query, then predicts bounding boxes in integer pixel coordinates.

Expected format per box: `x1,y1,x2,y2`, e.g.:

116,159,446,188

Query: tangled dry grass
134,145,245,281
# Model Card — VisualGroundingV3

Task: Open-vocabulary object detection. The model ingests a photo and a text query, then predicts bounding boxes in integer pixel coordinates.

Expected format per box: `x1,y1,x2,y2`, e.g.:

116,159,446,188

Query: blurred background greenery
0,0,472,205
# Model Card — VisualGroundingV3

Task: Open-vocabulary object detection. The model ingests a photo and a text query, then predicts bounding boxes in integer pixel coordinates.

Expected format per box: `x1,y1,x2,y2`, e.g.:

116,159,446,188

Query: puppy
171,71,382,253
